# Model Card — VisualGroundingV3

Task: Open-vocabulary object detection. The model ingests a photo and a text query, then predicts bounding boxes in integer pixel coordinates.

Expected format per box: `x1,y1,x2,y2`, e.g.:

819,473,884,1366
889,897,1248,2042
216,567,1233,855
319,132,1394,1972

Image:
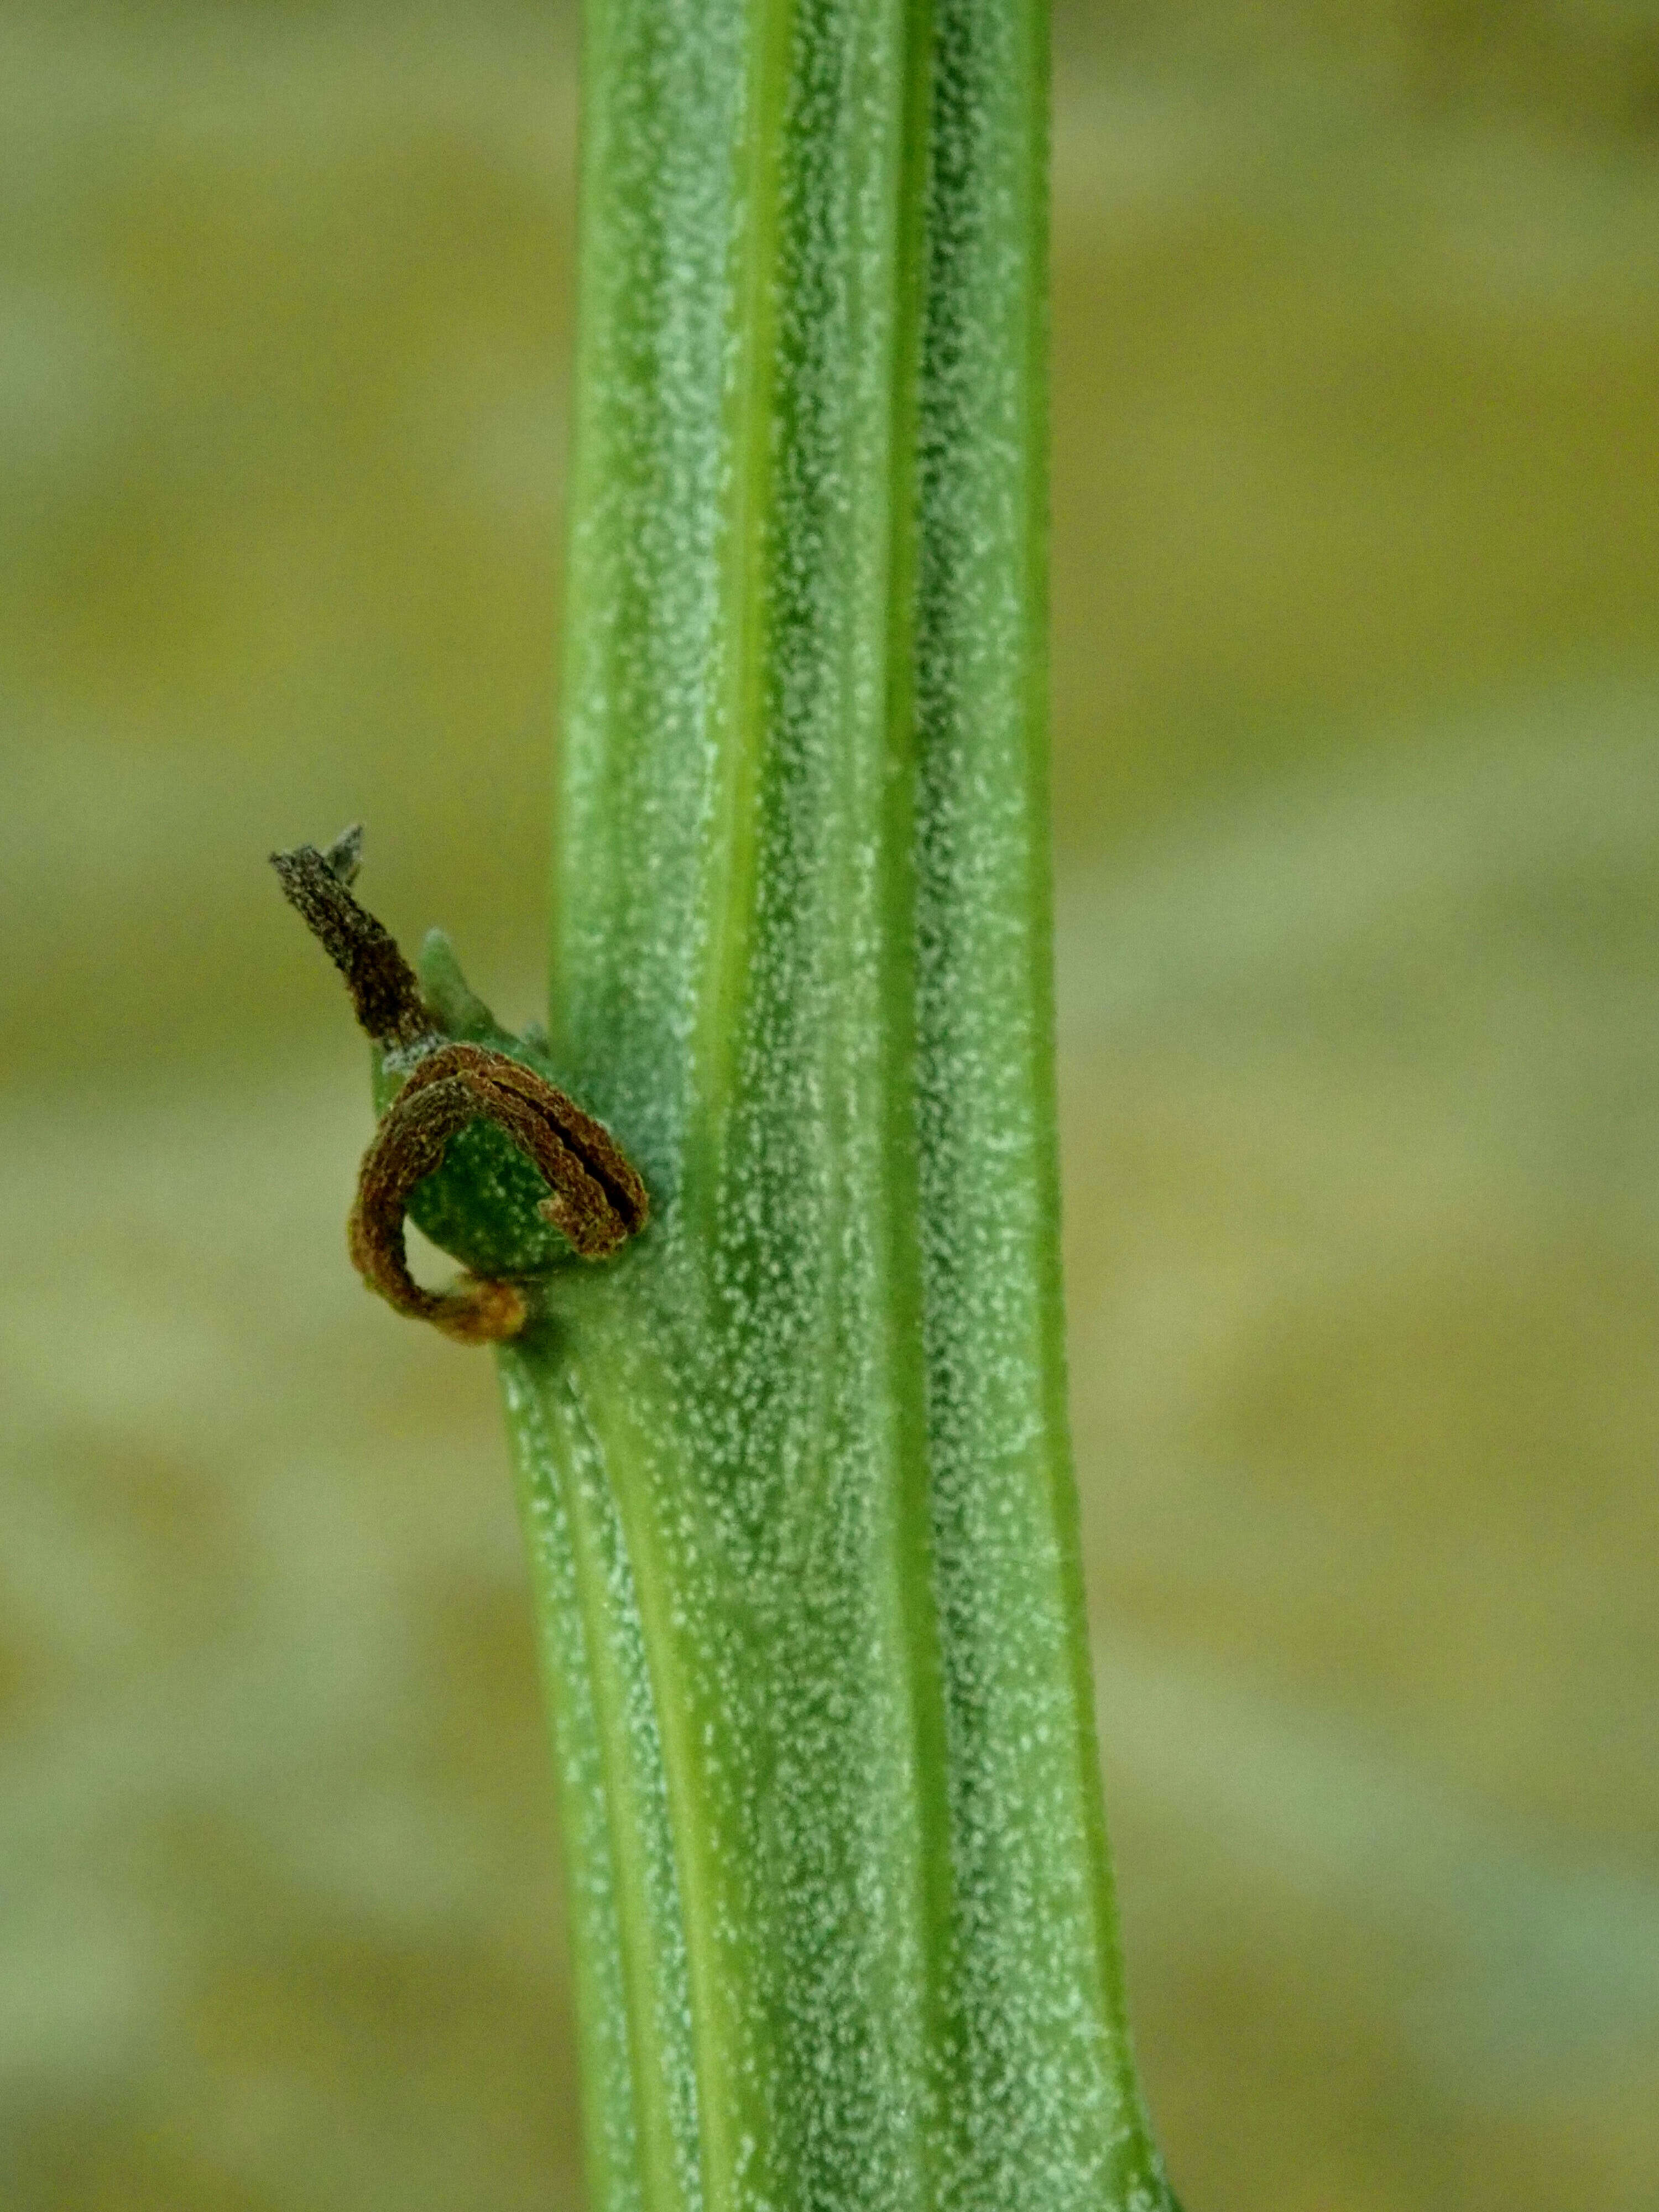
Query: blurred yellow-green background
4,2,1658,2205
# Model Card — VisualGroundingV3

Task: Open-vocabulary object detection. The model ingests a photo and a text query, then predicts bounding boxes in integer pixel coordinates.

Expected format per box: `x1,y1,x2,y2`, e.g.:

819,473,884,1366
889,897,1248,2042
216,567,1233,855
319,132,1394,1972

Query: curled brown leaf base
271,830,648,1345
348,1042,651,1344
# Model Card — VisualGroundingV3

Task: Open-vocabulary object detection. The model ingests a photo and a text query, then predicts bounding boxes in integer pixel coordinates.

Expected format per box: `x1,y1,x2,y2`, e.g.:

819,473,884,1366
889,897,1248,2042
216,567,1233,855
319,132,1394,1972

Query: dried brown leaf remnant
349,1042,649,1339
272,832,649,1343
270,828,437,1057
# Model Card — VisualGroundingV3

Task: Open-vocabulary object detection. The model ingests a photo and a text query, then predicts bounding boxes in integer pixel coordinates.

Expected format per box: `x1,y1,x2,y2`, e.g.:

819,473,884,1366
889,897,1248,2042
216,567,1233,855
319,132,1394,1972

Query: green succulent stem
484,0,1177,2203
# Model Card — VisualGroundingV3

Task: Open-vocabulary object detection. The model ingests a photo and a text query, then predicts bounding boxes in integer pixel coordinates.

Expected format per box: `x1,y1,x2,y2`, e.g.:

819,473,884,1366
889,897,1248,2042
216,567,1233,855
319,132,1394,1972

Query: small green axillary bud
270,829,649,1343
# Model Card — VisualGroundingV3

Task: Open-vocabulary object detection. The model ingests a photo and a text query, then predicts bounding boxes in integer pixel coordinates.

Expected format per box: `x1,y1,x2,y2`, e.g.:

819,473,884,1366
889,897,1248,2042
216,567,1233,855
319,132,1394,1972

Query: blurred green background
4,1,1658,2205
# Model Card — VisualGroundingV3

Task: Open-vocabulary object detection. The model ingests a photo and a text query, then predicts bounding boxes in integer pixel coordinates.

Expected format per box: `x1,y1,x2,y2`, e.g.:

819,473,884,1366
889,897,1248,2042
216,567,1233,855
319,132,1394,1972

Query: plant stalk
494,0,1178,2203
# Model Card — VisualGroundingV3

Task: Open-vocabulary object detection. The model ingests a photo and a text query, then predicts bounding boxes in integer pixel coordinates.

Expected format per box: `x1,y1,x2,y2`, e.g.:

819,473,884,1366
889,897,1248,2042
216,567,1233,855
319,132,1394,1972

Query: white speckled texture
505,0,1175,2205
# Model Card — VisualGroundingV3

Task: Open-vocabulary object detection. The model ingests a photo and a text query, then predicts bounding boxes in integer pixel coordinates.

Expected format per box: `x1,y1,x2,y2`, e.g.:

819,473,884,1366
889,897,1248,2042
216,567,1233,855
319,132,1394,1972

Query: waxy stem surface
498,0,1180,2204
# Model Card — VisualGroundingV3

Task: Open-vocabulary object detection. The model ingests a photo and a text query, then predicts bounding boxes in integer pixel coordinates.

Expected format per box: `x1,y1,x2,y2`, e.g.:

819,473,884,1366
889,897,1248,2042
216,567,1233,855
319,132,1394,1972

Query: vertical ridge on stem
909,0,1170,2199
499,1345,700,2212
